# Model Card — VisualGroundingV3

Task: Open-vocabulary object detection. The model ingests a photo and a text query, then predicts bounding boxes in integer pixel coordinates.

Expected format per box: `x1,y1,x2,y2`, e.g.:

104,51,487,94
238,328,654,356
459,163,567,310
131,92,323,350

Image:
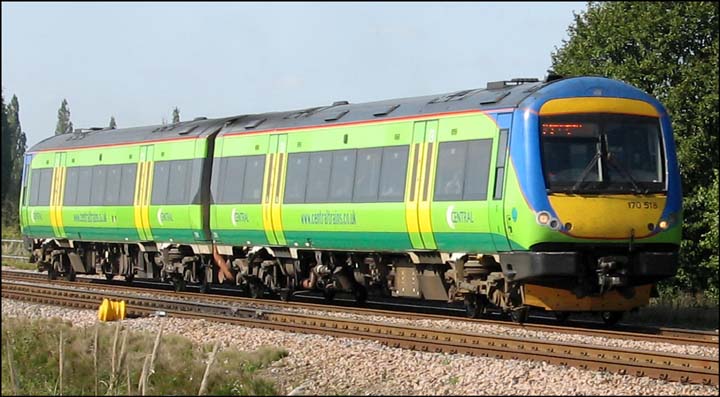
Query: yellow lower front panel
523,284,652,312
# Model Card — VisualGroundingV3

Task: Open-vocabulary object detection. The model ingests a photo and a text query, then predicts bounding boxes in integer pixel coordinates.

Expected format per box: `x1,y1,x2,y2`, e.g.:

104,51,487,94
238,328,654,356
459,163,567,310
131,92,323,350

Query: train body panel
19,75,683,322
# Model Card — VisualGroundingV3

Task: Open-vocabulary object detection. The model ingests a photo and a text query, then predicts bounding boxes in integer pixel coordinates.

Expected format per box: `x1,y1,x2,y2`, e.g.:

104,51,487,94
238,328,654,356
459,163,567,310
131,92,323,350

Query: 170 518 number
627,201,658,209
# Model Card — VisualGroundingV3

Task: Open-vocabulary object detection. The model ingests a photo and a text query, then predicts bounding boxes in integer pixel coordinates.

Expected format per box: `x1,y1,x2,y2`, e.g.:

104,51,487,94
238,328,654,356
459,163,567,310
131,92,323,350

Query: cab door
262,134,288,246
405,120,438,250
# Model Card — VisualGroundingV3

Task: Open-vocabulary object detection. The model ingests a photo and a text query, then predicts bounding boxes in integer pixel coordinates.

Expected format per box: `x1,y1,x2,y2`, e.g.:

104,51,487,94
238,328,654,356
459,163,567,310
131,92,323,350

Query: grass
623,292,719,330
1,317,287,396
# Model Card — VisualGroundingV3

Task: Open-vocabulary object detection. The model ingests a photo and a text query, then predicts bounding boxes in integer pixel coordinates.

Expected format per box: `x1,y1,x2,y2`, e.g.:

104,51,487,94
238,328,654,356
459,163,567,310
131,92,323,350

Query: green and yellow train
20,75,682,324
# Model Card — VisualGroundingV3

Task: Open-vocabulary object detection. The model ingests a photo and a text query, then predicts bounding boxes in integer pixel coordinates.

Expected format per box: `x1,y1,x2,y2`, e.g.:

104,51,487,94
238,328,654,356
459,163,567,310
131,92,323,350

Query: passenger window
104,166,122,205
378,146,408,202
221,157,247,204
241,155,265,204
434,142,467,201
76,167,92,205
463,140,492,200
90,166,107,205
167,160,190,204
63,167,79,206
151,161,170,205
284,153,309,204
329,149,356,202
119,164,137,205
306,151,332,203
353,148,382,202
30,168,53,206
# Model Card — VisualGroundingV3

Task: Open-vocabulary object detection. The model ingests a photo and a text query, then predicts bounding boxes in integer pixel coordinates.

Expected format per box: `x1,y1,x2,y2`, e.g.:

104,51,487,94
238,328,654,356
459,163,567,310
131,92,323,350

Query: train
19,75,682,324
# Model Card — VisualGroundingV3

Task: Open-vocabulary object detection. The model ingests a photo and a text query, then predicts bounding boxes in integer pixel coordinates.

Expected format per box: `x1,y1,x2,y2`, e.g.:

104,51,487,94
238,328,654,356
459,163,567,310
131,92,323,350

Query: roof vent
510,77,539,84
332,100,349,106
193,116,207,121
373,104,400,117
245,118,266,129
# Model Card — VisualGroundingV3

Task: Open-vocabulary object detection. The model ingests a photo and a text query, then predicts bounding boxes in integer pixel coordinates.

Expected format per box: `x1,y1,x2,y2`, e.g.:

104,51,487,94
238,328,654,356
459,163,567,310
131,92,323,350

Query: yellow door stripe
270,152,286,245
142,161,154,240
539,97,660,117
262,153,276,244
133,161,145,239
405,143,421,236
56,166,67,236
418,141,437,249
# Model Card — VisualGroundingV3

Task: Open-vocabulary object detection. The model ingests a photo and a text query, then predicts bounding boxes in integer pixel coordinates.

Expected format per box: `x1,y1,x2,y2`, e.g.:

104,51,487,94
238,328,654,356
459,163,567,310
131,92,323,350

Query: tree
551,2,719,298
1,92,10,207
172,106,180,123
109,116,117,129
6,95,26,207
55,98,73,135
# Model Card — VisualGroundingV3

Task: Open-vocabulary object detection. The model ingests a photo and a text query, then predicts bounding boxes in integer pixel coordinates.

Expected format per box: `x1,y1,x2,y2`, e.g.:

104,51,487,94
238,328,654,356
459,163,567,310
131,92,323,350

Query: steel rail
1,269,717,349
2,280,717,386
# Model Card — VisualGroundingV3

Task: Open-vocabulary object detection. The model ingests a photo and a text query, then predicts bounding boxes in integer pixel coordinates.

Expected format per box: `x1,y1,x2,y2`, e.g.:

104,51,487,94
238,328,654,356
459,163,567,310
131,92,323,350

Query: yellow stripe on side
49,166,60,235
417,141,437,249
270,151,287,245
405,143,421,236
261,153,276,244
142,161,154,239
133,161,145,239
539,97,660,117
56,166,67,236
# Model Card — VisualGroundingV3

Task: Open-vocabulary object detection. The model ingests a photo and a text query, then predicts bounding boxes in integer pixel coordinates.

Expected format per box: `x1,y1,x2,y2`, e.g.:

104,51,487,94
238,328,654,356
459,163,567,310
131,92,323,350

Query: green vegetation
1,92,27,228
626,292,719,330
54,98,73,136
1,317,286,396
552,1,719,300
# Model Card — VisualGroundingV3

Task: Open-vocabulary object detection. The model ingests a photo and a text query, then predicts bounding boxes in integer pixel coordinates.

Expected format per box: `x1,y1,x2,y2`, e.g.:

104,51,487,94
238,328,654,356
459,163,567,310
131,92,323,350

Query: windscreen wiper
605,153,646,194
571,150,602,193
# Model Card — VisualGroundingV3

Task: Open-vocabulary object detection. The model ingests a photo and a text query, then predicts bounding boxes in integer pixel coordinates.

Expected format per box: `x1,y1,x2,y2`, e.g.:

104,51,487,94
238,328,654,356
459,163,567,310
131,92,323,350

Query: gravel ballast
2,299,718,396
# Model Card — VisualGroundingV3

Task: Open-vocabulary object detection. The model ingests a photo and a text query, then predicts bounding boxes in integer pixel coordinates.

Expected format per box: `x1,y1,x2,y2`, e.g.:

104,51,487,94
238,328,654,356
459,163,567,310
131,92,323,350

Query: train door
489,124,512,251
135,145,155,241
50,152,67,238
262,134,288,246
405,120,438,250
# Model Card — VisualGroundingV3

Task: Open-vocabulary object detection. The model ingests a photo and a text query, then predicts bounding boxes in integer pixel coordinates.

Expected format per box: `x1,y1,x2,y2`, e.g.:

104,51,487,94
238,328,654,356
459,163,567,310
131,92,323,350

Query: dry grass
1,317,286,396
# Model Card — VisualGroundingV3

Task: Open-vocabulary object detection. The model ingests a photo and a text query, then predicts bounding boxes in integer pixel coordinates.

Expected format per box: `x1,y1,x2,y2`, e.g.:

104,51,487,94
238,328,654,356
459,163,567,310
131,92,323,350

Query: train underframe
27,238,675,325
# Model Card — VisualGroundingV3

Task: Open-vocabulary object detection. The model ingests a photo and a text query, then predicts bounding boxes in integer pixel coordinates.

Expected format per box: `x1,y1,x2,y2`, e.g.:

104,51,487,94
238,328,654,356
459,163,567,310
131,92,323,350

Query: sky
2,1,585,148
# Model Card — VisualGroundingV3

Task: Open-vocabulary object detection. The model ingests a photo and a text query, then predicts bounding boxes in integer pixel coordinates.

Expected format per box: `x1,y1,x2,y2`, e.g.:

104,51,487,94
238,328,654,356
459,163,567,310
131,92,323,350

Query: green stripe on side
211,229,270,246
284,231,412,251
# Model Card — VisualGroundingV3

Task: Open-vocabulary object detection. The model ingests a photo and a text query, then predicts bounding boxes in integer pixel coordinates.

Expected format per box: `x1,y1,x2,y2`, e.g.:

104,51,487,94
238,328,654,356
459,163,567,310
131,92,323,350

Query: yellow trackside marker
98,298,126,321
539,97,660,117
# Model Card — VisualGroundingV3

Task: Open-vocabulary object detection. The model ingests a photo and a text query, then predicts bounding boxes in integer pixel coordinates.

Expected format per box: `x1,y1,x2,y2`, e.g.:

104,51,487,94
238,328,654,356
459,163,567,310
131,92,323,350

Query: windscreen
540,114,664,194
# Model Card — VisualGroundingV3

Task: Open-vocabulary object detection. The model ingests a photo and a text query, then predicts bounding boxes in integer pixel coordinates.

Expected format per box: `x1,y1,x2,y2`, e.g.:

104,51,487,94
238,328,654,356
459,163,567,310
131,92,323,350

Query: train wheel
353,285,368,305
510,307,530,324
248,281,264,299
599,311,623,326
554,311,571,323
322,288,335,302
48,261,59,281
172,276,186,292
464,295,486,319
64,267,76,282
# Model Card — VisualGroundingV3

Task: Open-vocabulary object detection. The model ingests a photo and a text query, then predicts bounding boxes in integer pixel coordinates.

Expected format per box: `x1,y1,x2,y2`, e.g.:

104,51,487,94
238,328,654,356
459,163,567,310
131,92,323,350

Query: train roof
29,78,548,152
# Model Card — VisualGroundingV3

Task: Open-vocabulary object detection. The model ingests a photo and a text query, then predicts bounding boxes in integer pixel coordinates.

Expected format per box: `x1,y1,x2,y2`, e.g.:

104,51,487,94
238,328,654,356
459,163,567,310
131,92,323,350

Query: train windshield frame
540,113,666,194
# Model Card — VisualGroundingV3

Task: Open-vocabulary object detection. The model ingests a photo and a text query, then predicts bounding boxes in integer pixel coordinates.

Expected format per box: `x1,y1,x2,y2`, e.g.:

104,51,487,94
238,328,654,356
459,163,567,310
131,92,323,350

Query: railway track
2,279,717,386
2,269,717,349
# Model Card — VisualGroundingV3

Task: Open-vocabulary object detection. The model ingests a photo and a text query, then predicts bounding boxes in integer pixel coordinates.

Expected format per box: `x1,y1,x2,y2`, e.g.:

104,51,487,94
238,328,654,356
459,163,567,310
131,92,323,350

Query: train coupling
596,256,629,293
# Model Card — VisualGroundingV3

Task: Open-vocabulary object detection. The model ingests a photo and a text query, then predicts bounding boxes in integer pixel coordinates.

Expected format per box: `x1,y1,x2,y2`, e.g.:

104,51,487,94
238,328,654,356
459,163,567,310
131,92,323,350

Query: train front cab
500,79,682,323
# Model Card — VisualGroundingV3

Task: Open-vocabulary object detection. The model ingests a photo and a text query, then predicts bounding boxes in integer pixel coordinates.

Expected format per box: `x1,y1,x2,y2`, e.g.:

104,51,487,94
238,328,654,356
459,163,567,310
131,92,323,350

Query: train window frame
76,167,92,206
104,165,122,205
240,155,265,204
378,145,409,202
166,160,190,204
151,161,171,205
119,163,137,205
306,151,332,203
329,149,356,202
353,147,383,202
463,139,493,201
90,165,107,206
219,156,247,204
492,129,509,200
63,167,80,206
284,152,310,204
434,141,468,202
